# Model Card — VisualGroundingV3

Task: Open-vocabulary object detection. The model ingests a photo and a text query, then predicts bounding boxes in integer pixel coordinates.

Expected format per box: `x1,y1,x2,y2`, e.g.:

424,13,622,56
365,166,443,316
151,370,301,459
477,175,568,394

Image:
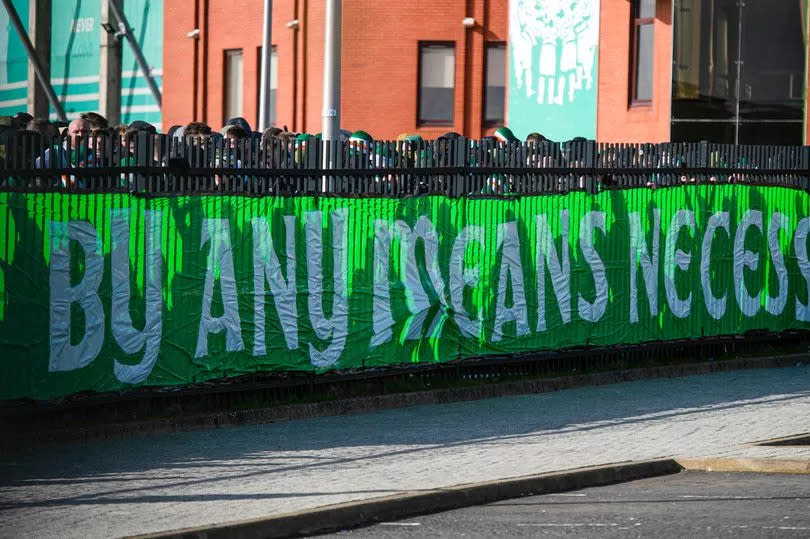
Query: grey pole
258,0,273,131
27,0,51,119
1,0,66,121
100,0,122,125
107,0,162,109
321,0,341,143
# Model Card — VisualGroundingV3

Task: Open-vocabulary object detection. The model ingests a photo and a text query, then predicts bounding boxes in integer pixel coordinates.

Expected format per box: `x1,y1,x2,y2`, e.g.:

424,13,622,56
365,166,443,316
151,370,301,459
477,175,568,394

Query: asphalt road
325,472,810,538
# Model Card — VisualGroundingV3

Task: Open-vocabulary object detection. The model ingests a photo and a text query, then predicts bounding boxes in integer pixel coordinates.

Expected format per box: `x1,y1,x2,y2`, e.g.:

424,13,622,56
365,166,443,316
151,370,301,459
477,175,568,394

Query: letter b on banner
48,221,105,372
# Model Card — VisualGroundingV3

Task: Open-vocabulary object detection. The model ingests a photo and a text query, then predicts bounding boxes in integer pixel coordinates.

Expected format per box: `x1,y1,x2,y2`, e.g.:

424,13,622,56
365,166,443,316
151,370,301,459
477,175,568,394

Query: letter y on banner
306,209,349,368
111,209,164,384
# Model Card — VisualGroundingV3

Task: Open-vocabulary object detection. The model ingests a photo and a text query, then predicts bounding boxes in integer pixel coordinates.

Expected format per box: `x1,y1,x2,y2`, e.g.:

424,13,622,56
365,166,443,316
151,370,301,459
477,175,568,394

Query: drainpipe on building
321,0,341,191
321,0,341,144
258,0,273,131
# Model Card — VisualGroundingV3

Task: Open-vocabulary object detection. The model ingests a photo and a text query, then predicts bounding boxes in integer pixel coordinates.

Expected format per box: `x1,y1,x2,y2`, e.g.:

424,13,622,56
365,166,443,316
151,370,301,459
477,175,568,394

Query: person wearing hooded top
480,127,519,195
210,125,248,189
224,117,252,136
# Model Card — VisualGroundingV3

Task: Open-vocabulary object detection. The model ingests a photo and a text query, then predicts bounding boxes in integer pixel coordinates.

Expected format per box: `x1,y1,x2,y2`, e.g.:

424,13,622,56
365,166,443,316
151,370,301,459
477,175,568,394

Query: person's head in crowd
224,117,252,135
222,124,248,142
437,131,462,140
115,124,129,138
166,125,181,139
12,112,33,130
185,121,212,137
80,112,108,129
125,123,157,143
349,130,373,154
26,118,59,140
275,131,296,144
294,133,314,161
261,127,282,145
526,132,549,145
493,126,518,144
128,120,157,134
66,118,91,146
50,120,69,140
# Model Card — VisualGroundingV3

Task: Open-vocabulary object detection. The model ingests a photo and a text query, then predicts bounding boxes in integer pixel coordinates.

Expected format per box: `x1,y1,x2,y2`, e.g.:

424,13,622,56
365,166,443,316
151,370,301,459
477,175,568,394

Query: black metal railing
1,133,809,196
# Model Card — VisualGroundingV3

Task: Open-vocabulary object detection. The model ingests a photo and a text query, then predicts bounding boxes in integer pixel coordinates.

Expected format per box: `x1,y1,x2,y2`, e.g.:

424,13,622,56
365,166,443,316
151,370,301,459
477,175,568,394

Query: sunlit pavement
2,366,809,538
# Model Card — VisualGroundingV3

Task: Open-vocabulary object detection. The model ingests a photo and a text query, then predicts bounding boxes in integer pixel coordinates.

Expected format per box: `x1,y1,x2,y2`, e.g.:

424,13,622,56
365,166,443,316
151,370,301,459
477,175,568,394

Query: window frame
629,0,655,107
223,48,245,121
483,41,507,127
417,41,456,126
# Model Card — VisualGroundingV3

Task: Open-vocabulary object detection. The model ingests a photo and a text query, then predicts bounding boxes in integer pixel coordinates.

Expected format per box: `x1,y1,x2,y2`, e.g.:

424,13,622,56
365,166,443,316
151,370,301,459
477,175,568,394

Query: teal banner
508,0,599,140
0,0,163,126
1,185,809,400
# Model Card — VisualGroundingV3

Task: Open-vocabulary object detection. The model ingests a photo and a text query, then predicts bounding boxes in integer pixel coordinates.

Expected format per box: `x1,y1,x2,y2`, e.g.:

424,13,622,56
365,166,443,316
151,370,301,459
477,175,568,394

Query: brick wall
596,0,672,142
162,0,506,138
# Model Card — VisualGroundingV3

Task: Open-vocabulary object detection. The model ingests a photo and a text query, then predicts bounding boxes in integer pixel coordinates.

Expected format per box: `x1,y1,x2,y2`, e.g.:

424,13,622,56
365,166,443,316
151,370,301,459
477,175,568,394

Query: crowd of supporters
0,111,805,194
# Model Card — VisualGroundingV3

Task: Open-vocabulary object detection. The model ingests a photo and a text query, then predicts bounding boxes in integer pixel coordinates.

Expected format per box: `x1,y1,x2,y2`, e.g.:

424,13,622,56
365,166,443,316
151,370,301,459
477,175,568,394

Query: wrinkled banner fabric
1,185,809,400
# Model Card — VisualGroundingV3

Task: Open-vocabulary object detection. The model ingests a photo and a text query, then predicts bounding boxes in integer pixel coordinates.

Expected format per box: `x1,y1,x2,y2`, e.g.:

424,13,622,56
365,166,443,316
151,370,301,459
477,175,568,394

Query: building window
630,0,655,103
671,0,805,145
484,43,506,125
256,46,278,127
224,49,244,120
418,43,455,125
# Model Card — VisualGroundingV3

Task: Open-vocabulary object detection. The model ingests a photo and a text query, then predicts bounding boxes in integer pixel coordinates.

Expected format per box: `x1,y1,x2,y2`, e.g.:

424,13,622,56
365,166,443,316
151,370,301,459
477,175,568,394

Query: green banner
1,185,809,400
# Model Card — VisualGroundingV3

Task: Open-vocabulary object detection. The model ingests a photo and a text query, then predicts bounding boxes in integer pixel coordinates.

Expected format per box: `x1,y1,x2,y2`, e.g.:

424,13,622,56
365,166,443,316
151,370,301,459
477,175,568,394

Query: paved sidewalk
2,366,810,538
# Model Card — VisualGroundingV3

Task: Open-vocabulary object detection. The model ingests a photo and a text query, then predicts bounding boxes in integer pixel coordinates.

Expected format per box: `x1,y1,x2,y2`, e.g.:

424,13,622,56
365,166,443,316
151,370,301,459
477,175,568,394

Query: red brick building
162,1,810,145
163,0,508,140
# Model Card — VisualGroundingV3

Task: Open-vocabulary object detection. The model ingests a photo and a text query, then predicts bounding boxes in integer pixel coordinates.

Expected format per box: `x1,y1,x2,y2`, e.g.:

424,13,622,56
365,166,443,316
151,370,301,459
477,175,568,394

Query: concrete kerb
127,459,684,539
677,458,810,474
126,457,810,539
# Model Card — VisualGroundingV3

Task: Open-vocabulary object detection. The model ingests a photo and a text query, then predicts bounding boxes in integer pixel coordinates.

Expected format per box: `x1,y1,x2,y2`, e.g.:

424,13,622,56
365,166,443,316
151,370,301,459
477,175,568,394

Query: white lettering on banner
701,212,730,320
252,216,299,355
306,210,349,367
111,210,163,384
449,225,485,339
196,219,244,358
371,220,396,348
664,210,695,319
795,217,810,322
536,211,571,332
493,222,529,341
766,212,789,316
48,221,105,372
629,210,660,324
578,211,608,323
395,217,449,340
71,17,95,33
733,210,763,317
